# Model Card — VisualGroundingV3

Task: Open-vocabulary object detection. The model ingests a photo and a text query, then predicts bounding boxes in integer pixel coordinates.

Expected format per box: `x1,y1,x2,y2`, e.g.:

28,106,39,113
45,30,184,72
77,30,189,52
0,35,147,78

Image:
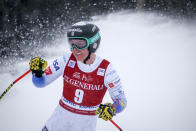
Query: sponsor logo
108,78,120,88
53,59,60,71
93,43,97,49
82,74,94,82
106,70,116,76
120,99,126,107
68,28,82,33
92,26,96,32
64,75,104,91
108,83,115,88
73,72,81,79
72,72,94,82
90,33,99,43
45,66,52,75
97,68,105,76
61,97,99,111
71,31,74,36
82,74,88,81
112,88,124,97
63,55,67,62
114,78,120,85
79,105,98,109
62,97,77,106
68,60,75,68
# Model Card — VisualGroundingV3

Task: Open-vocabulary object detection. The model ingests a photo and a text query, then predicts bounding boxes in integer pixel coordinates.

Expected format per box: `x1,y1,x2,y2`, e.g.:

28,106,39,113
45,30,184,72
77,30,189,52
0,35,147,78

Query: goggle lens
69,39,88,50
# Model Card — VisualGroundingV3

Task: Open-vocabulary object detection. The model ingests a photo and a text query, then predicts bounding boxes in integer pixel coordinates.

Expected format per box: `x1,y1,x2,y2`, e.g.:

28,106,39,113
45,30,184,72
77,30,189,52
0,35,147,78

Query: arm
104,63,127,114
32,53,71,88
96,63,127,121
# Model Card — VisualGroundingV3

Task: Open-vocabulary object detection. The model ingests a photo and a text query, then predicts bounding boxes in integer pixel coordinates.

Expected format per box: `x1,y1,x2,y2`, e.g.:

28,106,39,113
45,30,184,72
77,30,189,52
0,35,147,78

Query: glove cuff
32,69,44,78
111,104,116,115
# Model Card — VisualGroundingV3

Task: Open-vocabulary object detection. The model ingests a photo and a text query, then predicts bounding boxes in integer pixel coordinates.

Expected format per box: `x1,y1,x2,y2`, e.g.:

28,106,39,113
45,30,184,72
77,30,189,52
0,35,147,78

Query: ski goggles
68,32,100,50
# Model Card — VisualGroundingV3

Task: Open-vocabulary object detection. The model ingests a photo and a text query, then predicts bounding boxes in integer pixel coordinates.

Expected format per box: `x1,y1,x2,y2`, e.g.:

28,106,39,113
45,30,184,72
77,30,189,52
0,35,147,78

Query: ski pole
110,119,123,131
0,69,31,100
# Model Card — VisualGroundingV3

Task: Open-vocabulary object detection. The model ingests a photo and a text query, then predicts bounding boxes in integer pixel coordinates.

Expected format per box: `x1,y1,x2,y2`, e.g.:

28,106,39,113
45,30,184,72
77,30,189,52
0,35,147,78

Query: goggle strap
88,32,100,45
68,32,100,45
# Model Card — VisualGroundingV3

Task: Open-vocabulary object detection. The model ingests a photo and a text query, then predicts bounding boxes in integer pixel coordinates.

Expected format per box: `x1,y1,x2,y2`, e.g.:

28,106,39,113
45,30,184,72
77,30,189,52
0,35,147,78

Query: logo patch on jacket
108,83,115,88
45,66,52,75
68,60,75,68
97,68,105,76
53,59,60,71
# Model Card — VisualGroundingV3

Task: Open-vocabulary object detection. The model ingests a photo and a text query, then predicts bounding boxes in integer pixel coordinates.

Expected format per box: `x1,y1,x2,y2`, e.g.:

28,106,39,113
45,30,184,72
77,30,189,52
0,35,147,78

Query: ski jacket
32,52,127,114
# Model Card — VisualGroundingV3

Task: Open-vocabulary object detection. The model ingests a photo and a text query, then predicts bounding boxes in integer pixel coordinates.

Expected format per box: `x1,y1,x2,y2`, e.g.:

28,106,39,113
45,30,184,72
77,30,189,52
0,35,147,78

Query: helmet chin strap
83,51,92,64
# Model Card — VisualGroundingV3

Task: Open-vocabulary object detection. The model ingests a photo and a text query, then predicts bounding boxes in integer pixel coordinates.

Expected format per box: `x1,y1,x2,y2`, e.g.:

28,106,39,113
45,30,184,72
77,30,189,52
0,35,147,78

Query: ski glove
96,103,116,121
29,57,48,78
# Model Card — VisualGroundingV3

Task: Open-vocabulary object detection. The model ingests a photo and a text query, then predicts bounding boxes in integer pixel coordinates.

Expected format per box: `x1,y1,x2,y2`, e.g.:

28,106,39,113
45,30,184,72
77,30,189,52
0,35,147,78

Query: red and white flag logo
108,83,115,88
45,66,52,75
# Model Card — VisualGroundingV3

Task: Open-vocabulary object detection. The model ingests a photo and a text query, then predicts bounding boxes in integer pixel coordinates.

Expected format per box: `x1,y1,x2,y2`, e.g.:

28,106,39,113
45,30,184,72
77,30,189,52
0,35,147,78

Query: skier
29,22,127,131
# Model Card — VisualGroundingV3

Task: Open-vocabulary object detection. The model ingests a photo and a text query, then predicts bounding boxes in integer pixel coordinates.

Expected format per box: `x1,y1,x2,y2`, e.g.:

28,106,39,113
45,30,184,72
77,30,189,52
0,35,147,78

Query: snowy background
1,11,196,131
